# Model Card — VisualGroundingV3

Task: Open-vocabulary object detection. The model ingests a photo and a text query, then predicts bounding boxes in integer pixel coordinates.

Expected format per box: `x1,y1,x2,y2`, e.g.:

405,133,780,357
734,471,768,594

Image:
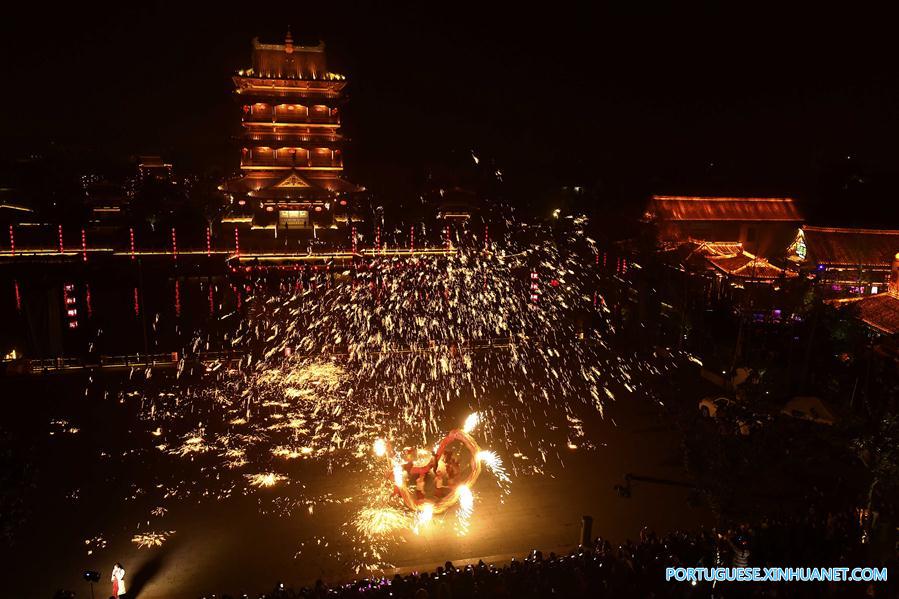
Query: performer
401,447,415,475
111,562,126,597
434,452,449,497
415,470,428,500
444,449,460,485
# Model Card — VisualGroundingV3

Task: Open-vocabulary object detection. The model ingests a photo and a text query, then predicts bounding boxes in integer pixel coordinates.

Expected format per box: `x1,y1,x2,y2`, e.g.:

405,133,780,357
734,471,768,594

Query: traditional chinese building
644,195,803,259
680,241,795,283
831,255,899,336
788,226,899,295
222,31,362,232
137,155,173,184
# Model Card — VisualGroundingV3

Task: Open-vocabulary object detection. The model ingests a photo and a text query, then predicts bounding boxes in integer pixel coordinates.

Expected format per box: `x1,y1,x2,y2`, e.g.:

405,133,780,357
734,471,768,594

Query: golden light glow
373,415,494,537
131,531,175,549
463,411,480,434
456,485,474,535
392,463,405,488
355,507,409,536
413,502,434,534
373,438,387,457
245,472,286,487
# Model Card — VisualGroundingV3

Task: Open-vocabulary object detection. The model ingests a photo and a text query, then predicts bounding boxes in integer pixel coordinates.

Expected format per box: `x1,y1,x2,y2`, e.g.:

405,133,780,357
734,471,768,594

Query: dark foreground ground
0,373,709,599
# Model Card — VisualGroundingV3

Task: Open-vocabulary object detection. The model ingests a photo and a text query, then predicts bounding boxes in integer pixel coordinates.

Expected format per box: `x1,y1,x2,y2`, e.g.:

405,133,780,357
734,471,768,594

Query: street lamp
82,570,100,599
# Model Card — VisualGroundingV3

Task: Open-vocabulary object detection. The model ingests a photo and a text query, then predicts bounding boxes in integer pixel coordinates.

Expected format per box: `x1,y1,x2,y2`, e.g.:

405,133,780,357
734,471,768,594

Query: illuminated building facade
223,31,361,231
137,155,173,183
788,226,899,295
644,195,803,259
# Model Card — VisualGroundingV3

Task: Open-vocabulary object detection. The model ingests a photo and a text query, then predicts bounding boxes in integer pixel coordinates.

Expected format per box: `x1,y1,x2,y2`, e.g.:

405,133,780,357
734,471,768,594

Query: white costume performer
111,563,126,596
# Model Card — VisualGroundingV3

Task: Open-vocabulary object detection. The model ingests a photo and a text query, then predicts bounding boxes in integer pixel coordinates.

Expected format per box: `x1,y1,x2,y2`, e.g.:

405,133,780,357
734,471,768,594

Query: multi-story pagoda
222,31,362,231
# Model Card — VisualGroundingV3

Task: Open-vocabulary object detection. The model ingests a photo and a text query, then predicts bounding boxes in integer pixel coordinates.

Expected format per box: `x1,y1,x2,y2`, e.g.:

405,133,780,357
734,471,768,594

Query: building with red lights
644,195,803,259
831,255,899,336
222,31,362,232
788,226,899,295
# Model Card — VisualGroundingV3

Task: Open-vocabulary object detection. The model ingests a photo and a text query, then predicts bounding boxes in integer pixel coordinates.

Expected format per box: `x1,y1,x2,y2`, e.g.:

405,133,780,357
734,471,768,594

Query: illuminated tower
223,30,361,231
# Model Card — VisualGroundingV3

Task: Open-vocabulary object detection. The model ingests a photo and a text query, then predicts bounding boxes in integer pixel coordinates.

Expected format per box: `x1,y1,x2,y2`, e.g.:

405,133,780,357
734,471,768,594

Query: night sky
2,2,897,223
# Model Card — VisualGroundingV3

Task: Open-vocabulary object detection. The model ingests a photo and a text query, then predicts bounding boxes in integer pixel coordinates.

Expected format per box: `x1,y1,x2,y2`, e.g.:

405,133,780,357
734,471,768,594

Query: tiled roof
222,172,362,197
248,36,328,81
669,241,793,280
706,253,793,280
803,226,899,267
646,196,802,222
837,293,899,335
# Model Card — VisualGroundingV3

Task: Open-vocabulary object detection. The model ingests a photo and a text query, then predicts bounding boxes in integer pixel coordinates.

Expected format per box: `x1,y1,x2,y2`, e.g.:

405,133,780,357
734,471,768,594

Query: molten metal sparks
456,485,474,536
354,507,410,536
112,213,685,572
245,472,286,488
272,446,303,459
477,450,510,485
462,412,480,434
131,531,175,549
373,438,387,457
413,502,434,534
392,463,405,488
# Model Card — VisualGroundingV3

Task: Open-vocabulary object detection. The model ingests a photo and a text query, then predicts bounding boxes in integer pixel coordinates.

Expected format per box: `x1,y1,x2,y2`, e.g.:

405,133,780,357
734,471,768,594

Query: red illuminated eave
646,195,802,222
233,76,346,97
800,226,899,268
242,121,340,129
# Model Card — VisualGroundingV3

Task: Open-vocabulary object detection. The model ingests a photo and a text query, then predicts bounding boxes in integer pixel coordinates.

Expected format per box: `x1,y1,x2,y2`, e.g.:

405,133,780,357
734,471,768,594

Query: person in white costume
111,562,126,597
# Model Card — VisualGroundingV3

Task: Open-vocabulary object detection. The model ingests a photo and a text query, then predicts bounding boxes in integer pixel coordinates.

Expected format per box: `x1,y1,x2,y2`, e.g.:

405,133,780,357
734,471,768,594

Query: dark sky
2,2,897,222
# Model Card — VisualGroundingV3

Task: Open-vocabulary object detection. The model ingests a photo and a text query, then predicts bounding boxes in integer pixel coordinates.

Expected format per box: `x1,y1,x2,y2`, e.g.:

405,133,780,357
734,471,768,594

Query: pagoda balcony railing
243,133,342,144
243,114,340,125
241,159,342,168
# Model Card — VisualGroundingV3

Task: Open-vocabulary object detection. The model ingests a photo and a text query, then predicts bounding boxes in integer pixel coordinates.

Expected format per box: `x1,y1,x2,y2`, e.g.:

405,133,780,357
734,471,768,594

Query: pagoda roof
646,195,802,222
706,253,793,280
233,76,346,96
690,240,745,257
236,95,344,106
273,171,314,189
222,170,362,198
800,226,899,268
236,32,346,83
667,240,794,281
137,155,171,168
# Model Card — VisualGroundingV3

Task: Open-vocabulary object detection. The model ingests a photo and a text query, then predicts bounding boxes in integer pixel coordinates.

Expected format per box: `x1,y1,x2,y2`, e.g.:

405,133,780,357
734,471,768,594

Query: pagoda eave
236,95,344,107
239,165,344,171
239,137,343,148
242,121,339,129
233,76,346,95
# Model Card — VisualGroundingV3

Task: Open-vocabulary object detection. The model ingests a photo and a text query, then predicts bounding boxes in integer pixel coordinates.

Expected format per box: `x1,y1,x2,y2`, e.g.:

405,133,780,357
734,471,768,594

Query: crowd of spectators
207,511,896,599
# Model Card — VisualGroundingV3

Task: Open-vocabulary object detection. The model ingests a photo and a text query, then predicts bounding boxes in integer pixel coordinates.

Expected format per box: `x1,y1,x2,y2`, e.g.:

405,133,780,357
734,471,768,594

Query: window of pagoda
250,103,271,117
252,147,272,163
275,104,308,121
310,104,329,121
311,148,332,166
